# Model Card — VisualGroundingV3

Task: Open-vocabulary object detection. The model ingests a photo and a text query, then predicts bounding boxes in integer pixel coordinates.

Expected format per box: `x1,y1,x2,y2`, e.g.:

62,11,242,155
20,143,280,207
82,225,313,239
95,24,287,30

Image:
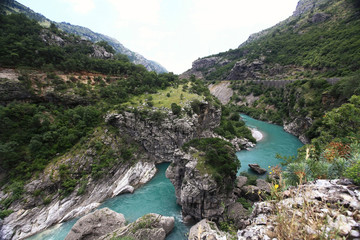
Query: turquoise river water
27,114,303,240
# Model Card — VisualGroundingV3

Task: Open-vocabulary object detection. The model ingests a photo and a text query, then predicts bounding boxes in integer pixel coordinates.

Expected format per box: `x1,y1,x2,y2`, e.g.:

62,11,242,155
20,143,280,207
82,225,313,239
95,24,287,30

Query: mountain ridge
182,0,360,80
0,0,167,73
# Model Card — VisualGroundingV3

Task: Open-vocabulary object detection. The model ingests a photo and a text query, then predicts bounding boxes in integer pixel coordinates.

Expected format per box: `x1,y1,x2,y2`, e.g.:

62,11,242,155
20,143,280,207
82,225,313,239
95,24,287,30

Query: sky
17,0,299,74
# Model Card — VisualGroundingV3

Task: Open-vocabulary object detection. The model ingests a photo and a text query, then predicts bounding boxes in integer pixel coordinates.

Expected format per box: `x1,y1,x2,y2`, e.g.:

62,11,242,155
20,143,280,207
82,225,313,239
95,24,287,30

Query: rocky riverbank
64,208,175,240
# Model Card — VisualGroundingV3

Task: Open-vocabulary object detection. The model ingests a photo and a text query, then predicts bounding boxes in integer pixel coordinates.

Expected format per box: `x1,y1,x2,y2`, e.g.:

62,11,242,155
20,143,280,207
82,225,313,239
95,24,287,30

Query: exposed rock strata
0,104,223,239
208,81,233,105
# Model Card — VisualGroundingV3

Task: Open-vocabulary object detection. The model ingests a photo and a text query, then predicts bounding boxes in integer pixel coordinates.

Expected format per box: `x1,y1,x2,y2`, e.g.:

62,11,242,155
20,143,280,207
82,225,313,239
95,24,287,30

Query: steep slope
183,0,360,80
0,0,167,73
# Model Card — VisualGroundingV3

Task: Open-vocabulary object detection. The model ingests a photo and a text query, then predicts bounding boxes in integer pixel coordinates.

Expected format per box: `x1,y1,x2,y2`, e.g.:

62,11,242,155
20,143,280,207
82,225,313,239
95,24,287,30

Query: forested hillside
0,13,182,213
184,0,360,80
0,0,167,73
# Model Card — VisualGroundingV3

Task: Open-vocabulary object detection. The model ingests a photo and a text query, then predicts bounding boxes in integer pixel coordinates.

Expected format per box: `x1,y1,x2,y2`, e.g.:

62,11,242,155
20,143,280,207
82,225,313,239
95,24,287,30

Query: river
237,114,304,175
27,114,303,240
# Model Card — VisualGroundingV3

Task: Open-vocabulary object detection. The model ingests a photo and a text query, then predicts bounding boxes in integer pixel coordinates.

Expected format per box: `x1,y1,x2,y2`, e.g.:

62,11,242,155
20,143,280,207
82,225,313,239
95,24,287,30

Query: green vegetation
125,83,204,109
281,96,360,185
198,0,360,80
183,138,240,190
0,13,183,204
215,105,255,142
234,78,360,185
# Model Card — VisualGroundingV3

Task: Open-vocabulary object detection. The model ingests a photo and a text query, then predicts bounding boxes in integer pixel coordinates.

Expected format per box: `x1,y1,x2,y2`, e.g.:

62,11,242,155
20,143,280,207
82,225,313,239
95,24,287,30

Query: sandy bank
251,128,264,142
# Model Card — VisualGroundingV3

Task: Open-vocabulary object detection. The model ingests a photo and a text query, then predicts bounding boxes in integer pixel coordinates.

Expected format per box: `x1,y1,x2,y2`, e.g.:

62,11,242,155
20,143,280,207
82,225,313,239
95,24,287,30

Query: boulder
256,179,271,194
65,207,126,240
100,213,175,240
248,164,267,174
226,202,249,229
188,219,228,240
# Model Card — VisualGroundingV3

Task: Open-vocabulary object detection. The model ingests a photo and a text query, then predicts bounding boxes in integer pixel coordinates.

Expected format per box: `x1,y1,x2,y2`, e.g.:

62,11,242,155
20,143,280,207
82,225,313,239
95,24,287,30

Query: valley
0,0,359,239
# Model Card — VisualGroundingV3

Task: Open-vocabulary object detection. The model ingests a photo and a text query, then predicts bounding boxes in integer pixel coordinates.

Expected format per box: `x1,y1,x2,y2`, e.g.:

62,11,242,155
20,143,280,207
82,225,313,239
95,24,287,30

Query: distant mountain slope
0,0,167,73
182,0,360,80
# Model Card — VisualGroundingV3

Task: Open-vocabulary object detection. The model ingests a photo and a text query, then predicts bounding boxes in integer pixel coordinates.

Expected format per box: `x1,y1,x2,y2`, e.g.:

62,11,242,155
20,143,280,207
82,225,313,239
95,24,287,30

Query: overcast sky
17,0,299,74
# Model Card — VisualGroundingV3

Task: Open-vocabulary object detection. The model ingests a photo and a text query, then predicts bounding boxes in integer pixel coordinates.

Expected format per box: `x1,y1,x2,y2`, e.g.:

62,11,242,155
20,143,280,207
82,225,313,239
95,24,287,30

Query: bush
171,103,181,115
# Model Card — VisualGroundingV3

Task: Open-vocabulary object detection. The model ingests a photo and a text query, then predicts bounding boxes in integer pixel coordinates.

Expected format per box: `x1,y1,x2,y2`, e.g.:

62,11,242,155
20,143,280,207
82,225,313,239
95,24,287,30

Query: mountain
182,0,360,80
0,0,167,73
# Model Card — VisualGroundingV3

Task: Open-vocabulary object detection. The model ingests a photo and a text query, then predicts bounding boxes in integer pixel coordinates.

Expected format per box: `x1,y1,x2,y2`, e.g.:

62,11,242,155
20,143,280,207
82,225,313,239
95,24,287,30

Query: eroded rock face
105,102,221,163
208,81,234,105
284,116,312,144
65,208,126,240
192,57,220,70
237,179,360,239
166,149,236,221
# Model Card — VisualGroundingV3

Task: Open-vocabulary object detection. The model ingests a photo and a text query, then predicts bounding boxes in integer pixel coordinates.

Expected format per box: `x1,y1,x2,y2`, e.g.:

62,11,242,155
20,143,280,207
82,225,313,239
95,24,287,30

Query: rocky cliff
105,102,221,162
166,148,236,222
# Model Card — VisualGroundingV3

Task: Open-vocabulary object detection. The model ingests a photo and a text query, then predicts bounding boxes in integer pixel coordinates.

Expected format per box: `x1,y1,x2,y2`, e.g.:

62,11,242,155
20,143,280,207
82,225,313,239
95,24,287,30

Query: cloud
106,0,162,27
62,0,95,15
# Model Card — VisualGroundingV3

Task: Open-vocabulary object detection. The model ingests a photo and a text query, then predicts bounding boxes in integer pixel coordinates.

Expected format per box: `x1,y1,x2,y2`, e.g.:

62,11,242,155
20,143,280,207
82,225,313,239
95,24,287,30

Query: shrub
171,103,181,115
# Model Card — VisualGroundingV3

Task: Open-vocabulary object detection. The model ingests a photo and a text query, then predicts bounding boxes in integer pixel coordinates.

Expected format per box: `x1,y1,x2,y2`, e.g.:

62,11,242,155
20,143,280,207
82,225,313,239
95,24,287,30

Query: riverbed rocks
248,164,267,174
99,213,175,240
65,208,126,240
65,210,174,240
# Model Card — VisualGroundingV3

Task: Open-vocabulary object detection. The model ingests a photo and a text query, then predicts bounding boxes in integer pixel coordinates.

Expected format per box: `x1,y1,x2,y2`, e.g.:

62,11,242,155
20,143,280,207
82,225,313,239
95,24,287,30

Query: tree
171,103,181,115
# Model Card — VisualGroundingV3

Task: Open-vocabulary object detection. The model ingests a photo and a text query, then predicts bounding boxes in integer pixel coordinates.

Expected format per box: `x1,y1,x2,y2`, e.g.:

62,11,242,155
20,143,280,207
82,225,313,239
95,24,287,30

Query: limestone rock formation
166,149,236,221
208,81,234,105
105,102,221,162
65,208,126,240
237,179,360,239
99,213,175,240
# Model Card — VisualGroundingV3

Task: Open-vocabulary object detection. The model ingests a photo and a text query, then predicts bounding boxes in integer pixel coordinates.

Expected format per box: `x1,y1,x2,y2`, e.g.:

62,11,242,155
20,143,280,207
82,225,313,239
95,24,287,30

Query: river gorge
27,114,303,240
